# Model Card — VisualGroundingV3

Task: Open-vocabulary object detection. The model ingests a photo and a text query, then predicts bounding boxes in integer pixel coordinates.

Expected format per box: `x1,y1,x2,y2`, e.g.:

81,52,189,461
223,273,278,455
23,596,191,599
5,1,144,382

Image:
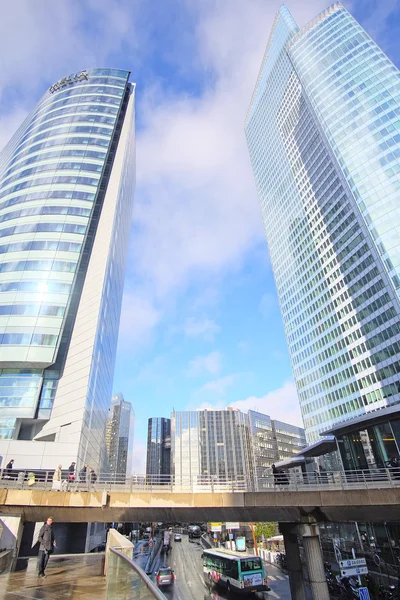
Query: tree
254,522,278,541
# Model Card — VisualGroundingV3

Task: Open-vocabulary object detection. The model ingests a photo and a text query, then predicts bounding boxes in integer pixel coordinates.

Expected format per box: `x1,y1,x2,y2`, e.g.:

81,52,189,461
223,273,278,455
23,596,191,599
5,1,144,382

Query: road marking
267,591,281,599
268,575,276,581
276,575,285,580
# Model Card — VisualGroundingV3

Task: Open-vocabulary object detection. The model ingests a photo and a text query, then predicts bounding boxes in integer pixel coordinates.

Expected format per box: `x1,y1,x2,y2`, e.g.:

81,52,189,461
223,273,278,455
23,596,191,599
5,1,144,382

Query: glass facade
248,410,306,484
172,409,253,484
146,417,171,480
0,68,135,470
106,393,135,475
245,4,400,443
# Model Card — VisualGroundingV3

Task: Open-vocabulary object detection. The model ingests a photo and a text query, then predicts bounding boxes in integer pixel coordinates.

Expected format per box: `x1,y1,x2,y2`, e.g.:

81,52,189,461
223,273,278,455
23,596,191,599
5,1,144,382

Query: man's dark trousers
38,550,49,575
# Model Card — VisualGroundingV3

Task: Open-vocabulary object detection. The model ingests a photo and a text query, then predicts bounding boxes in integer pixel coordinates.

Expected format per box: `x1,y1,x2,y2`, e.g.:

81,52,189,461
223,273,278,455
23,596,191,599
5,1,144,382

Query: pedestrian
68,462,76,482
37,517,55,578
89,467,97,484
4,459,14,479
272,464,279,485
79,464,87,483
390,456,400,480
52,464,62,491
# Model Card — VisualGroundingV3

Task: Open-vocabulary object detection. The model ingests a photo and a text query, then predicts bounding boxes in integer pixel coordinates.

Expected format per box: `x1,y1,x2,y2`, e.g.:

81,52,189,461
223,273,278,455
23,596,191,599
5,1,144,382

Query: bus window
240,558,262,572
226,560,238,579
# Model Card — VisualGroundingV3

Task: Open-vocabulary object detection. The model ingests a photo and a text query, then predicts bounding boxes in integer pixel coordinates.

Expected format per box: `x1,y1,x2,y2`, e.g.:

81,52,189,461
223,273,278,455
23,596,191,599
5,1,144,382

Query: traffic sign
339,558,366,568
359,588,371,600
340,566,368,577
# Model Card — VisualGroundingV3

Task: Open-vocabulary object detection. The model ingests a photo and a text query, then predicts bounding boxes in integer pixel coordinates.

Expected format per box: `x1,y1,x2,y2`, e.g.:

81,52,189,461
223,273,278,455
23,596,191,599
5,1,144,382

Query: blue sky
0,0,398,470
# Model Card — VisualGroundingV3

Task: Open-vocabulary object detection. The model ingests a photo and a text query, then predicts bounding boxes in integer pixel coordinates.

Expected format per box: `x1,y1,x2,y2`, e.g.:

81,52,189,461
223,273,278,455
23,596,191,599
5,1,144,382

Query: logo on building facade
49,70,89,94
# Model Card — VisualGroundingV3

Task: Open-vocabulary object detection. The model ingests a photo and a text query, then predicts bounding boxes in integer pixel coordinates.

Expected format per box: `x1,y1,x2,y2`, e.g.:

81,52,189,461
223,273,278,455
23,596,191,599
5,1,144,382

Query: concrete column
280,523,307,600
300,523,329,600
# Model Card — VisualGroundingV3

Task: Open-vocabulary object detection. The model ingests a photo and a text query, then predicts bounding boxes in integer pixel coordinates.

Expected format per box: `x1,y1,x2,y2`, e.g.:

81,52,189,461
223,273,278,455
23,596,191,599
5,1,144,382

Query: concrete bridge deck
1,486,400,523
0,553,105,600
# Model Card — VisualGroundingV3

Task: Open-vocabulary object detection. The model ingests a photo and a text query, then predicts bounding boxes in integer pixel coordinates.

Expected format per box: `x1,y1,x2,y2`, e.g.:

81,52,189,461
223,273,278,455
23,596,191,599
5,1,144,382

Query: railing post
362,469,367,489
386,467,393,487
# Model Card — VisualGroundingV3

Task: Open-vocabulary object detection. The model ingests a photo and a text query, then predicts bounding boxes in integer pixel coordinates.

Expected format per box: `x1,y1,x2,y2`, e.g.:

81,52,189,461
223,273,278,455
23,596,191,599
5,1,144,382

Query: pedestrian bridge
1,468,400,523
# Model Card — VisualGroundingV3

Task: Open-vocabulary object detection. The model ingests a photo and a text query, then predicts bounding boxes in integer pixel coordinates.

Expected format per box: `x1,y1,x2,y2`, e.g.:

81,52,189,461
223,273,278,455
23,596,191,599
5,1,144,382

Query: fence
1,467,400,492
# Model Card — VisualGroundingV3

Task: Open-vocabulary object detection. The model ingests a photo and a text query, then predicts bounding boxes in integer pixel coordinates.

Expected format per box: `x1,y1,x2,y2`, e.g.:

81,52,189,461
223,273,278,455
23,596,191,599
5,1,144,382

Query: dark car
156,567,175,587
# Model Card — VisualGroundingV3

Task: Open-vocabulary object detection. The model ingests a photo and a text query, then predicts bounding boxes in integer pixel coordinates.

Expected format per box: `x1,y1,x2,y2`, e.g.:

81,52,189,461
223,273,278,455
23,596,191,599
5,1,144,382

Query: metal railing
1,467,400,492
107,547,166,599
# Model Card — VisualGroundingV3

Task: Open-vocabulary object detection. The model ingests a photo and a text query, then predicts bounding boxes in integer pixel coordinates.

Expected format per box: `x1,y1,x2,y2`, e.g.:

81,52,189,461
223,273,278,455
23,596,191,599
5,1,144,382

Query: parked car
174,534,182,542
156,567,175,587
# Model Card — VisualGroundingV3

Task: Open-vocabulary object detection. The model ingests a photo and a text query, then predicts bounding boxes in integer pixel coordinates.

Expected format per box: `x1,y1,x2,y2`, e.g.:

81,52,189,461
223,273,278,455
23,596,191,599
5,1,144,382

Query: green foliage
254,522,278,540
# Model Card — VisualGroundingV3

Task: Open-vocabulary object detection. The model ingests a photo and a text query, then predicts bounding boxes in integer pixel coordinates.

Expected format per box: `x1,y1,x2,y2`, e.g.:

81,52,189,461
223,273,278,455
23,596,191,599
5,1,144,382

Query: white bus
203,548,270,594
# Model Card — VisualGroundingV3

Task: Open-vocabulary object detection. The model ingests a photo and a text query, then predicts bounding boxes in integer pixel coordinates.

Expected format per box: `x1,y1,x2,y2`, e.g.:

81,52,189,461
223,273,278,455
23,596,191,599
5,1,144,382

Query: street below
150,536,292,600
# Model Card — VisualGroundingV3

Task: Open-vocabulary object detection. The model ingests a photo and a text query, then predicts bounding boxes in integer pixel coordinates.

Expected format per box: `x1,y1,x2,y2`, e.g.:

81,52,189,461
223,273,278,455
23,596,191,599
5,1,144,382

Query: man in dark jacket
37,517,55,577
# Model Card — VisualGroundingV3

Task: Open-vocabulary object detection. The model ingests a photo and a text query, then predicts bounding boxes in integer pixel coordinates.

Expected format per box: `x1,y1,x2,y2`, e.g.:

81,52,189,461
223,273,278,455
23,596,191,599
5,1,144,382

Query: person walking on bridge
37,517,55,577
52,464,62,491
4,458,14,479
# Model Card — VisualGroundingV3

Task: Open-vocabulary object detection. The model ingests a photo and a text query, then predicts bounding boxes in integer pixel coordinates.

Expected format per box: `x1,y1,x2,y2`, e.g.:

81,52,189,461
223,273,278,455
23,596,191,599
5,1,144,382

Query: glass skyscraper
245,4,400,443
171,408,304,487
0,68,135,470
106,393,135,475
146,417,171,481
171,409,254,484
248,410,306,481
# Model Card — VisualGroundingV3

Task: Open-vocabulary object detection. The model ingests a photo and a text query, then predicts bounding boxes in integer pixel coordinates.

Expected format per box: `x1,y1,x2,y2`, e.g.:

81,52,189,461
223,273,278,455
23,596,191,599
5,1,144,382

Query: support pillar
280,523,307,600
299,522,329,600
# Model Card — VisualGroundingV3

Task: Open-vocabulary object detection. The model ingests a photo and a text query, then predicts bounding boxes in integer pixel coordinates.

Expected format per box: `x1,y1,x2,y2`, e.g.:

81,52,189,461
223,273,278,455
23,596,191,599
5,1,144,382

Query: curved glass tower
0,68,135,469
246,4,400,443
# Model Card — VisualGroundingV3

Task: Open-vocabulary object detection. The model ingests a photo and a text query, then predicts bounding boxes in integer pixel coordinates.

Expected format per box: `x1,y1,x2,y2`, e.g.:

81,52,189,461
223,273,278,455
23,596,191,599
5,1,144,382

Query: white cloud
200,374,236,396
118,292,161,348
193,380,303,427
0,0,329,364
184,316,220,340
187,351,222,377
230,381,304,427
133,0,329,304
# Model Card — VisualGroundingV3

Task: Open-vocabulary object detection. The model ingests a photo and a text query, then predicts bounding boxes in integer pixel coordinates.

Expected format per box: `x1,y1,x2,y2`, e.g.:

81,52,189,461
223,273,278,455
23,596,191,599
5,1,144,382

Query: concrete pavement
0,553,105,600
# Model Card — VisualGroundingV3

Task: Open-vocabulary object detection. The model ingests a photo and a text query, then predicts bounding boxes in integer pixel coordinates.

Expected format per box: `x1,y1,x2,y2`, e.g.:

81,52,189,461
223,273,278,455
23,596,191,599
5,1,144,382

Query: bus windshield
240,558,262,572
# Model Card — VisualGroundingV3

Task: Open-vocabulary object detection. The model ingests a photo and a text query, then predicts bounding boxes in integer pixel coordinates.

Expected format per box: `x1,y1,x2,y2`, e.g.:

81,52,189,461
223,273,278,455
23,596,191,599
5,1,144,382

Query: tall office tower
0,68,135,469
106,393,135,475
146,417,171,480
245,3,400,443
248,410,306,482
171,409,254,484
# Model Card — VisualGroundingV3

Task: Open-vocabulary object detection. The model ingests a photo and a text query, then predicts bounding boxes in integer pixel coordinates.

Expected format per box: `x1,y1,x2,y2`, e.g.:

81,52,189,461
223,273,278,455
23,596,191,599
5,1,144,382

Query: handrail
1,466,400,492
109,547,167,600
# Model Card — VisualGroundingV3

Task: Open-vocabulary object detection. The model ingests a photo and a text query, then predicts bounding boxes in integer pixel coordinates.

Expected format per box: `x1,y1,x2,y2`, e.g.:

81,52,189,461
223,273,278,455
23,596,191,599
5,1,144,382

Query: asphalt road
151,536,293,600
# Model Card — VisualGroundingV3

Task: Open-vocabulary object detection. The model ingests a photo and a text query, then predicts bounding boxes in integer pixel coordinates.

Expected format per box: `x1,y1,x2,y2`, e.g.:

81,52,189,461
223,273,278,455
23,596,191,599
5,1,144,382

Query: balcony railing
107,547,166,600
1,467,400,492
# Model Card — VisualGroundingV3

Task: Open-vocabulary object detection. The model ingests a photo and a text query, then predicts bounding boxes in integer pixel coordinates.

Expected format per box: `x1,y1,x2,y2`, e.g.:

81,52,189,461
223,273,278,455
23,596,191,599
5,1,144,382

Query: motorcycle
275,552,287,570
161,543,171,555
340,576,361,599
377,583,399,599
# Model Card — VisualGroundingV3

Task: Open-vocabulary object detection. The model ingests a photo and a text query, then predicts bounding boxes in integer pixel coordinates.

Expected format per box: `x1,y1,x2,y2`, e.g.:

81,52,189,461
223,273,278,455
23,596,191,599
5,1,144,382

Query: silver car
156,567,175,587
